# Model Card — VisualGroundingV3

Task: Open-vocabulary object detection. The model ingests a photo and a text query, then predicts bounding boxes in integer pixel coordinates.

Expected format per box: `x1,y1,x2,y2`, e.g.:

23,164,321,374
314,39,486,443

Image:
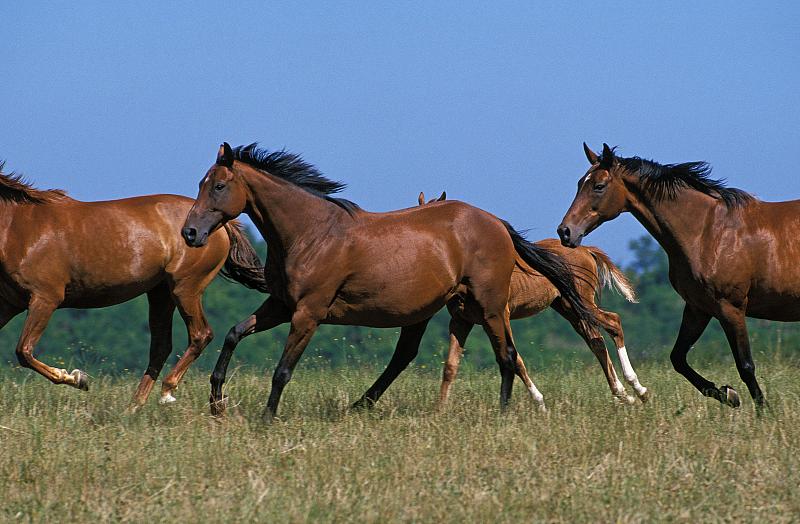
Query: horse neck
239,166,347,255
626,178,719,262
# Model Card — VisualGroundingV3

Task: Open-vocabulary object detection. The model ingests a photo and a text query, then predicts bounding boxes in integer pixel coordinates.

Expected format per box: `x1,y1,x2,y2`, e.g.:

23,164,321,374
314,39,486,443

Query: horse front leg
718,302,766,410
262,304,324,423
210,297,291,416
669,303,740,406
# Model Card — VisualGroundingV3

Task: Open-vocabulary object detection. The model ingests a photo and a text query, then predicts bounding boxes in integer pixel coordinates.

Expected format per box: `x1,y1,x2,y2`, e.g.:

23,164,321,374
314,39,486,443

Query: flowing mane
0,161,68,204
231,143,361,214
602,149,754,208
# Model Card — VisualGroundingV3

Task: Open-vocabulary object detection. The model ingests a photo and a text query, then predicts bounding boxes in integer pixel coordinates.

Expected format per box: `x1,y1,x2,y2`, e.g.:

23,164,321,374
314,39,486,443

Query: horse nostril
557,225,570,242
182,227,197,243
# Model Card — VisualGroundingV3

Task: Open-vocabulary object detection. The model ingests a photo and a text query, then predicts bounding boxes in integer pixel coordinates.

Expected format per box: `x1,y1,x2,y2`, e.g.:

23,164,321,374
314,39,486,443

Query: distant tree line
3,233,798,376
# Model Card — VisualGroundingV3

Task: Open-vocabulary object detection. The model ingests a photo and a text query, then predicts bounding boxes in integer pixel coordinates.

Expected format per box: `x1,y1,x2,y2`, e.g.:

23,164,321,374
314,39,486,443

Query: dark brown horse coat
559,143,800,408
0,161,266,406
183,143,596,420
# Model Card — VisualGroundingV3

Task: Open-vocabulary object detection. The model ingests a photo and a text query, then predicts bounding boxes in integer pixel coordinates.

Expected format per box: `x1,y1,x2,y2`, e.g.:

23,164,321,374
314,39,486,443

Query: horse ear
217,142,234,168
418,192,426,206
583,142,599,165
437,191,446,202
599,143,615,169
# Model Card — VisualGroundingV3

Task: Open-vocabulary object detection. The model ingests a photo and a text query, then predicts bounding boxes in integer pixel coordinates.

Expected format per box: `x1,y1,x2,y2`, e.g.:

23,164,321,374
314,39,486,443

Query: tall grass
1,361,798,522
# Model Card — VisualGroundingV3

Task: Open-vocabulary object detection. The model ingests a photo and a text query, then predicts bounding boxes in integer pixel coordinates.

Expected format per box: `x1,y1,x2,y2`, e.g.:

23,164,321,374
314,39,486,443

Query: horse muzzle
557,223,584,248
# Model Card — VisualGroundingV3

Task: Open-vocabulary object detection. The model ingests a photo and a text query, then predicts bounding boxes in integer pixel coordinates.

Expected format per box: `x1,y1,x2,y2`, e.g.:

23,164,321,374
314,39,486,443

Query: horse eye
593,183,606,192
214,183,226,191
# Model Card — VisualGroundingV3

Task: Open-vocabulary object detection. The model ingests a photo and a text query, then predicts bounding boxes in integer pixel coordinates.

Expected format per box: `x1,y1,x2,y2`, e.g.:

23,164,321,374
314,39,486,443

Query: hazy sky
3,2,798,262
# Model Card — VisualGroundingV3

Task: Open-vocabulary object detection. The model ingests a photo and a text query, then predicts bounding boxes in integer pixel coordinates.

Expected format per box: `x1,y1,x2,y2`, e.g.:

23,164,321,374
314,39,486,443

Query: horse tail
586,246,638,303
220,221,270,293
501,221,598,327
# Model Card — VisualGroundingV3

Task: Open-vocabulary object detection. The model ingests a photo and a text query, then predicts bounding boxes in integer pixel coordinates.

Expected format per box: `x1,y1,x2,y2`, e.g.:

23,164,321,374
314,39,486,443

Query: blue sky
2,2,798,262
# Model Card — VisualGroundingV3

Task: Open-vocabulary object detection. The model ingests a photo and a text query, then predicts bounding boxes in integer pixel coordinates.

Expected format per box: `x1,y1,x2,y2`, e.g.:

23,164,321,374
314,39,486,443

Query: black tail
501,221,597,327
220,221,270,293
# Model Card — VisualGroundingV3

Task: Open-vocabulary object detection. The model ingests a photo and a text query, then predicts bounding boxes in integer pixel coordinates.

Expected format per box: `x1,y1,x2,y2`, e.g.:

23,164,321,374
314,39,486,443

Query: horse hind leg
354,318,430,409
599,309,649,402
552,300,634,404
504,315,546,412
481,310,517,410
130,282,176,409
439,316,472,406
15,297,89,390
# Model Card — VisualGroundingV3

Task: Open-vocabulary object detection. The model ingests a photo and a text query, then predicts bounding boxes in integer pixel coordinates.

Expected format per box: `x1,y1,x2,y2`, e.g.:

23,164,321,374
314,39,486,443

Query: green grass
1,361,799,523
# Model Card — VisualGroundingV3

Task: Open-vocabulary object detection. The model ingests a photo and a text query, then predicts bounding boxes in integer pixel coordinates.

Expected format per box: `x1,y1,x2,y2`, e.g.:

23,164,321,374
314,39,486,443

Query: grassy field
1,360,799,523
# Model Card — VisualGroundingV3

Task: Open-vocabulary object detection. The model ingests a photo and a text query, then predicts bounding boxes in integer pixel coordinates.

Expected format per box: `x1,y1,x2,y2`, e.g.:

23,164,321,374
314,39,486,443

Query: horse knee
210,370,225,387
442,364,458,383
224,326,241,347
15,345,34,368
272,366,292,389
738,360,756,380
670,349,687,372
199,326,214,347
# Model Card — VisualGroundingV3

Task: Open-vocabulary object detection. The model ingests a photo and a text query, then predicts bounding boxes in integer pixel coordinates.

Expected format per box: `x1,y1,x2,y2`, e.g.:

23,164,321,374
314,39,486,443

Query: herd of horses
2,141,794,420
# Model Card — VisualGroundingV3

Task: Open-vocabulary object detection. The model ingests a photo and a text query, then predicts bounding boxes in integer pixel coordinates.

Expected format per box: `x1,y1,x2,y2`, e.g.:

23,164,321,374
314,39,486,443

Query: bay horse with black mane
417,192,647,409
182,143,597,421
0,160,267,408
558,143,800,409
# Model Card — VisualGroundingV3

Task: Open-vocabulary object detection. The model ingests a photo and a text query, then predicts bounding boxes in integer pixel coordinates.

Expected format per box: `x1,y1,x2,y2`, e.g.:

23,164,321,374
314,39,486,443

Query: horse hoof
209,395,229,417
351,398,375,411
537,403,548,414
159,393,177,405
721,385,740,408
638,388,651,403
71,369,89,391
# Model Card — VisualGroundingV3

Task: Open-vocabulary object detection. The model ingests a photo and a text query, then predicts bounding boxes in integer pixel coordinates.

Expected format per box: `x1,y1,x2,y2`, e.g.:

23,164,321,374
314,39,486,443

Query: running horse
182,143,597,421
558,143,800,409
0,160,267,407
417,192,647,409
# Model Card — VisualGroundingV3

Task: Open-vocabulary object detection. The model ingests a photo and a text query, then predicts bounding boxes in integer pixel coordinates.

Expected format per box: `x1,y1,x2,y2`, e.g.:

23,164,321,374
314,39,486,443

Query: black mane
231,143,360,214
602,149,754,208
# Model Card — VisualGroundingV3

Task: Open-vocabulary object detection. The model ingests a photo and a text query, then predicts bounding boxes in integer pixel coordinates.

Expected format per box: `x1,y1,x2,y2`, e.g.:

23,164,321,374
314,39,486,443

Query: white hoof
159,393,177,405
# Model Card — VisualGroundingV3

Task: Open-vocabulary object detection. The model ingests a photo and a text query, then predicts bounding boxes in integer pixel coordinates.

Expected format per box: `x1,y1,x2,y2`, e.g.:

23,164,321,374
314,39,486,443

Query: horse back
0,194,229,308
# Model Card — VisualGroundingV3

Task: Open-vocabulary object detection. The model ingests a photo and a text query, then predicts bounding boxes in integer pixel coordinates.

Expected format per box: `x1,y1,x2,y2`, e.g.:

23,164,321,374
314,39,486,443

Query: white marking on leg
159,393,177,405
617,346,648,397
527,382,547,412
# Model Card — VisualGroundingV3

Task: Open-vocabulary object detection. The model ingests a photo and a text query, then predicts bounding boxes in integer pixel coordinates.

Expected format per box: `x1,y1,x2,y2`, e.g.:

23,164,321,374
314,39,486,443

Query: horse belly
324,274,457,328
61,273,164,308
745,291,800,322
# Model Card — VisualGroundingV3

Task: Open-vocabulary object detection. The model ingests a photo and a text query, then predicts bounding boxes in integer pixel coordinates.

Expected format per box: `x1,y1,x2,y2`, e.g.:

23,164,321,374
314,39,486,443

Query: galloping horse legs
353,318,431,409
482,312,518,410
159,291,214,404
439,316,473,405
597,308,649,402
669,304,739,406
15,296,88,389
552,300,633,404
717,302,766,409
131,282,176,407
210,297,291,415
263,304,324,423
438,314,545,410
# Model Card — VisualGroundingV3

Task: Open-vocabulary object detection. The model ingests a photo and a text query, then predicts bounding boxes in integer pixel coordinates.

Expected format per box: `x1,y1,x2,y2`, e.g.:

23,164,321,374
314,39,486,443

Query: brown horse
182,143,597,420
0,160,267,407
558,143,800,409
417,192,647,409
